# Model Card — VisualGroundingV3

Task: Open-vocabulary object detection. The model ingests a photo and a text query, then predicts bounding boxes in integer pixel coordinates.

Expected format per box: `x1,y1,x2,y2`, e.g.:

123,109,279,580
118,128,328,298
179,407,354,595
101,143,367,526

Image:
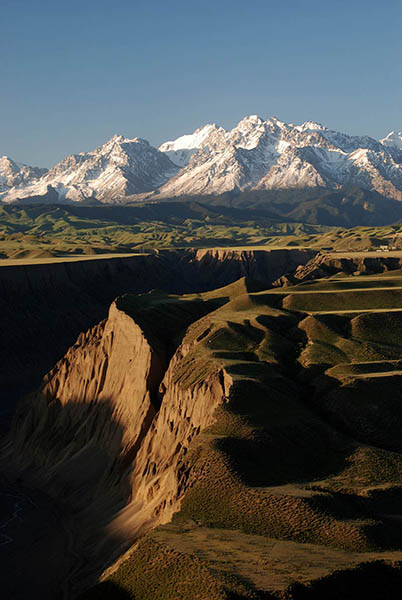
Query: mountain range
1,116,402,204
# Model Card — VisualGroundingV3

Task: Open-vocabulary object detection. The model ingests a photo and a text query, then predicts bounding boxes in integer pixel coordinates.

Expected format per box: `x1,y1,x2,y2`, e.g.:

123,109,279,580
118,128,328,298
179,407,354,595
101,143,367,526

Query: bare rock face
0,248,314,426
110,347,229,542
3,292,229,595
9,302,165,500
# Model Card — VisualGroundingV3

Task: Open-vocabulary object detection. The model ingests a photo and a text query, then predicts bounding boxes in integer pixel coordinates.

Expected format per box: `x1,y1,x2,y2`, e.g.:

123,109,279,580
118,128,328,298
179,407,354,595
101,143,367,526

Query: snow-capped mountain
158,124,225,167
157,116,402,200
380,131,402,151
2,135,178,204
1,117,402,204
0,156,47,195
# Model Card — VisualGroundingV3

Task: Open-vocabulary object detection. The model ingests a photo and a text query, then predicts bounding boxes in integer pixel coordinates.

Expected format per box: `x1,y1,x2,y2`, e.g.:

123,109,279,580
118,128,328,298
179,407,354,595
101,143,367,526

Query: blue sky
1,0,401,167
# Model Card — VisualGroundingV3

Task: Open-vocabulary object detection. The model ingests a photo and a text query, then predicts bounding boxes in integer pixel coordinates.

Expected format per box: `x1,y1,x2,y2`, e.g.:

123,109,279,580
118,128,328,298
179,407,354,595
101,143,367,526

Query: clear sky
1,0,401,167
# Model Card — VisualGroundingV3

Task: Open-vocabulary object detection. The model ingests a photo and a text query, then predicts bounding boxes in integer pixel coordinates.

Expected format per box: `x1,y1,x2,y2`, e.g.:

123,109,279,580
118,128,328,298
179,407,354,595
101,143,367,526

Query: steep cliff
0,247,314,427
9,303,163,504
2,288,231,596
4,273,402,599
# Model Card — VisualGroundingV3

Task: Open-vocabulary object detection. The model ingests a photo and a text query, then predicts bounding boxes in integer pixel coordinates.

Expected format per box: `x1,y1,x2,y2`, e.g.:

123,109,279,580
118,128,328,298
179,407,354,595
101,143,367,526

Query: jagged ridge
1,117,401,203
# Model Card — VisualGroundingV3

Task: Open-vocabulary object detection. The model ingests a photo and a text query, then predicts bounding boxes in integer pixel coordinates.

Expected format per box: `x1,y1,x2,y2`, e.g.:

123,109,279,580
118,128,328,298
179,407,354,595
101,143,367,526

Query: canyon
0,247,312,425
2,249,402,599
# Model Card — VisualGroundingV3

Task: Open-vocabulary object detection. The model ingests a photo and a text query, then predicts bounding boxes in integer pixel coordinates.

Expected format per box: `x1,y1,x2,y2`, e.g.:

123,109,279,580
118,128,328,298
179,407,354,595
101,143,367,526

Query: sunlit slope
0,203,328,258
82,272,402,600
270,271,402,313
6,202,402,260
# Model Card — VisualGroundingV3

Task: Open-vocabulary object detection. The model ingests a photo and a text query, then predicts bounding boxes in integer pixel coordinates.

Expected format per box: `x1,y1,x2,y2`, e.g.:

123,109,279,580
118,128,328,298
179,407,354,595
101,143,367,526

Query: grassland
0,203,327,259
3,202,402,261
80,269,402,599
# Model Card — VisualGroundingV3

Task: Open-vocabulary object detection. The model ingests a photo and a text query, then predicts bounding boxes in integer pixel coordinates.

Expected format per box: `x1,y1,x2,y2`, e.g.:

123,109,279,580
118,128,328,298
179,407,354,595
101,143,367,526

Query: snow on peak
269,116,285,125
99,134,150,152
159,124,225,167
1,133,178,203
159,124,221,152
295,121,327,132
237,114,264,126
233,115,265,134
0,156,47,191
380,131,402,150
2,115,402,204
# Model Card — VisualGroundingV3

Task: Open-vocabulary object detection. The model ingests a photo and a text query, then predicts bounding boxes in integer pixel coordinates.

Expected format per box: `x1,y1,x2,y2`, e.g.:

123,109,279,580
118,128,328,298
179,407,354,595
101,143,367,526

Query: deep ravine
0,292,230,598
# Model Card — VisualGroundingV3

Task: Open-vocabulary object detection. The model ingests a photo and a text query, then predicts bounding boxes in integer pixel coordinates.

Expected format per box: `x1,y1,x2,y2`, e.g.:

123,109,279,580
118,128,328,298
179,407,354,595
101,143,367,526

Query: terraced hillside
81,272,402,598
4,266,402,599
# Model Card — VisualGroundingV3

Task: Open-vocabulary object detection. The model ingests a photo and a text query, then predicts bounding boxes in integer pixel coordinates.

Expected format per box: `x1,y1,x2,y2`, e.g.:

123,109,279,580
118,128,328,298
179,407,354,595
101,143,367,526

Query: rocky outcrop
106,345,229,549
9,303,164,499
2,293,230,596
187,248,314,291
0,248,314,428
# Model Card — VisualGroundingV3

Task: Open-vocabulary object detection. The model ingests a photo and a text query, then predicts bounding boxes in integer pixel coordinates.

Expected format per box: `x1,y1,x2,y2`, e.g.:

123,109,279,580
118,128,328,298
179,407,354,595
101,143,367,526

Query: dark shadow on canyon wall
0,248,313,428
77,581,133,599
287,561,402,600
0,396,145,600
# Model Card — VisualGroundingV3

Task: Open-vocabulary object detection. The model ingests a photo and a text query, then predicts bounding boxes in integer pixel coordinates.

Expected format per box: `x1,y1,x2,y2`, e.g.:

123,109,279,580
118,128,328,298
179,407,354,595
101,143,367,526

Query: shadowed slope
1,284,241,597
78,274,402,599
0,247,313,430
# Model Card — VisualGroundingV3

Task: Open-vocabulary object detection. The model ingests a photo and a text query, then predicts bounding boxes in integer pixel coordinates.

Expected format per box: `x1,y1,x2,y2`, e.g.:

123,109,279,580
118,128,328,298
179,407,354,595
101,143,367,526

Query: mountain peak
240,114,264,124
128,137,150,145
159,123,221,152
98,135,151,155
1,116,402,204
296,120,327,132
0,156,47,192
267,116,286,127
380,130,402,150
158,123,226,167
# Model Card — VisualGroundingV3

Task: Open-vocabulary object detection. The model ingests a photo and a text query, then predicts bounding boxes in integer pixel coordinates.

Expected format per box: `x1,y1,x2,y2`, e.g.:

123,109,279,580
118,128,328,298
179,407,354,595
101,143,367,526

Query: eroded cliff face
8,302,165,506
3,292,230,595
185,248,315,290
109,350,231,543
6,271,402,599
0,248,314,427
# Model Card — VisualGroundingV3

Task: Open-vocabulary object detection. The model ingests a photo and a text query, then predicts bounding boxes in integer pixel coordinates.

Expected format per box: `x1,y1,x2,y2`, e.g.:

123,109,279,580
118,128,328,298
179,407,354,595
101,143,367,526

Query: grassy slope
3,201,402,260
0,203,328,258
80,272,402,600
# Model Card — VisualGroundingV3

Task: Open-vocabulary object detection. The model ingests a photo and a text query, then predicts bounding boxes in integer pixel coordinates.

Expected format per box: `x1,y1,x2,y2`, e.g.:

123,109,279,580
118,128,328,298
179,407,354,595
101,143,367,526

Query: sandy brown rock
6,301,167,511
1,292,231,596
0,247,313,428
